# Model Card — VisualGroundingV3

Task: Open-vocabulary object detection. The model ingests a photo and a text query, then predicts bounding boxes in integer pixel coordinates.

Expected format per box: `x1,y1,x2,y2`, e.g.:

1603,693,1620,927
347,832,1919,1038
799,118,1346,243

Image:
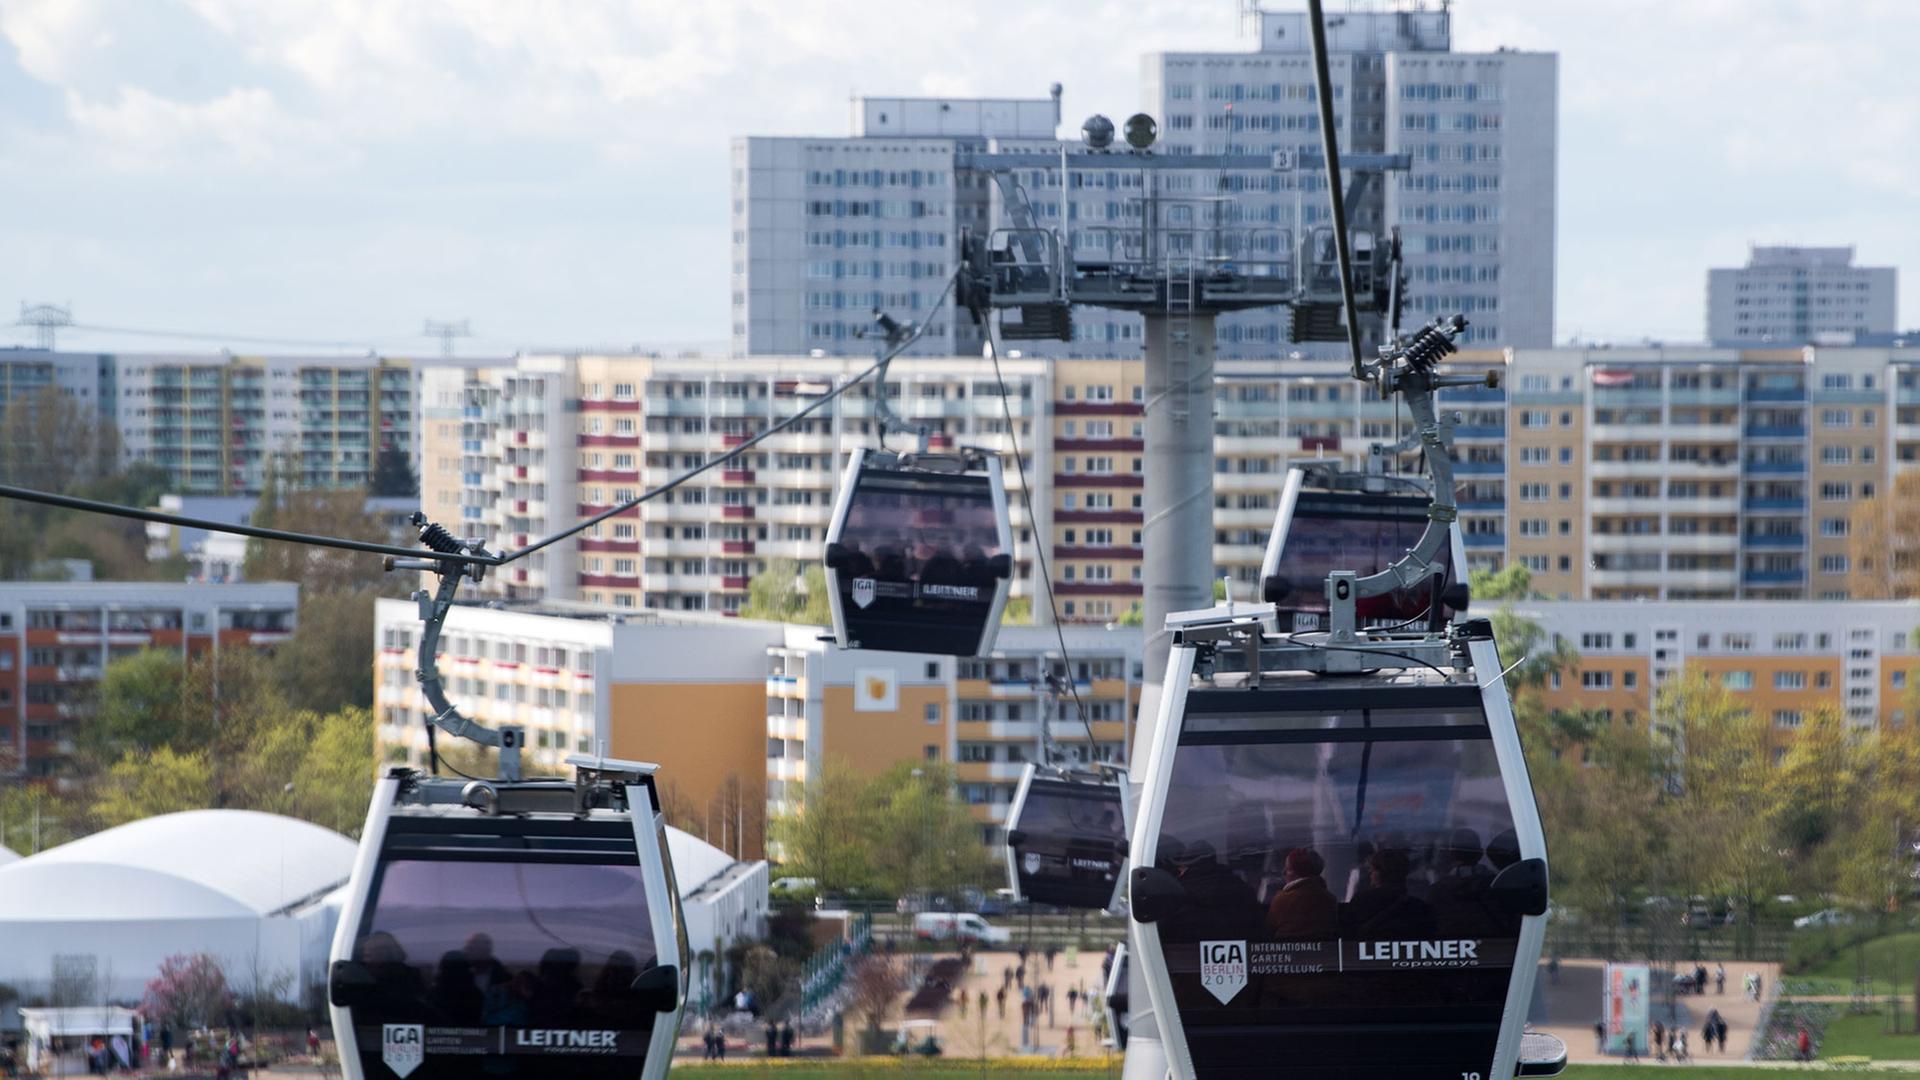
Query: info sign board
1603,962,1651,1056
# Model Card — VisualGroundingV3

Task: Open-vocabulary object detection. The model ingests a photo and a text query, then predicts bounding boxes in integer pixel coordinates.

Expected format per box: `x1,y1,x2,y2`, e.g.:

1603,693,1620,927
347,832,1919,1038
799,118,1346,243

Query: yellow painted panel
610,681,769,858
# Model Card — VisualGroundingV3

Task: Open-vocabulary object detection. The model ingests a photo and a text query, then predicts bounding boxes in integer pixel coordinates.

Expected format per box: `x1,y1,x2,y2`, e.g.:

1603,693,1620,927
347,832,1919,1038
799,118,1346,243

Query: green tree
291,706,378,835
91,747,216,828
1117,602,1144,627
0,385,120,494
243,483,389,595
1656,671,1783,942
865,761,994,900
271,587,379,712
369,448,417,498
81,648,198,763
768,757,878,897
741,558,832,626
0,784,81,855
1001,595,1032,624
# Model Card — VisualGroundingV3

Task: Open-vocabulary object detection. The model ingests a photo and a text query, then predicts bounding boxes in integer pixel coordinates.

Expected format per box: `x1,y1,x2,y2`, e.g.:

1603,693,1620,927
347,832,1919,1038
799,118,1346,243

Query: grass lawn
1795,930,1920,996
1819,1009,1920,1061
667,1064,1920,1078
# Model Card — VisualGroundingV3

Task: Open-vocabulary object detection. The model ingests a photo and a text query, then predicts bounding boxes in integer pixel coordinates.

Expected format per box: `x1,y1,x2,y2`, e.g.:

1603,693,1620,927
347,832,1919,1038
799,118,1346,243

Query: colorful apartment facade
370,599,1143,857
1506,600,1920,731
0,582,299,778
414,342,1920,623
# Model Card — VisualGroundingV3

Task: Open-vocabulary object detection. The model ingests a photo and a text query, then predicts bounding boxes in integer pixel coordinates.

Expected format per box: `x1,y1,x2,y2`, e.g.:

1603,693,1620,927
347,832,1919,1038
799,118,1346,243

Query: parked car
913,912,1012,945
1793,908,1856,929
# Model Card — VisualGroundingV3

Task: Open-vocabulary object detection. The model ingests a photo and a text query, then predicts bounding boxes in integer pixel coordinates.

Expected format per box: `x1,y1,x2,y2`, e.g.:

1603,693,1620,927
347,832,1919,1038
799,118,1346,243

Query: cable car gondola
329,757,687,1080
1003,764,1131,911
1127,616,1554,1079
1260,465,1468,628
823,447,1014,656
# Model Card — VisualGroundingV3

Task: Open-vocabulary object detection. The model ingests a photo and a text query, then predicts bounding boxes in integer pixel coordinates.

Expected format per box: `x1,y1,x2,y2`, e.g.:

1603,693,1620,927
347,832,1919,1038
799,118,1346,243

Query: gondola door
329,770,686,1080
1129,641,1548,1079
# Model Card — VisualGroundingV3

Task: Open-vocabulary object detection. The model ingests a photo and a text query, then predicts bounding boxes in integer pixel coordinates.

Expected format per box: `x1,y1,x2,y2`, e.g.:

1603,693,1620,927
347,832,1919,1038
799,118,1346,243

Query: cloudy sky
1,0,1914,356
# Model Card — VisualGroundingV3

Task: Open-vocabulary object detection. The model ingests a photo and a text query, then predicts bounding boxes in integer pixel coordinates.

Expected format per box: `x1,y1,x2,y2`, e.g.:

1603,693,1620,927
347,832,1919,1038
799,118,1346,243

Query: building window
924,703,941,724
1774,671,1806,691
1722,671,1754,690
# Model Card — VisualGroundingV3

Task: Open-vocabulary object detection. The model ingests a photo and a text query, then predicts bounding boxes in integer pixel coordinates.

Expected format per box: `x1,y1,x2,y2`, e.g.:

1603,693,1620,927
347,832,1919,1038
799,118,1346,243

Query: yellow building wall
609,681,769,858
819,684,950,776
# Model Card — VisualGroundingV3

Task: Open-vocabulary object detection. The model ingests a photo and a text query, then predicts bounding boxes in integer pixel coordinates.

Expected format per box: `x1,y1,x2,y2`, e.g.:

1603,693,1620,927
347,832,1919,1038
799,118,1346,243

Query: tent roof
664,826,735,893
0,810,354,921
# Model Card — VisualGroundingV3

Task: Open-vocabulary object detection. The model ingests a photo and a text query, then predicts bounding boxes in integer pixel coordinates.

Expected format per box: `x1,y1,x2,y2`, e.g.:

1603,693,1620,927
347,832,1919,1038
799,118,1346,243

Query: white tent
664,829,769,958
0,843,19,867
17,1007,142,1071
0,810,355,1002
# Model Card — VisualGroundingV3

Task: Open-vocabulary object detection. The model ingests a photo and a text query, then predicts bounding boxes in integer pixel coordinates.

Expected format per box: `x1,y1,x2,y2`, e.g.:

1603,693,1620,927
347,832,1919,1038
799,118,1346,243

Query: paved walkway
1533,958,1782,1064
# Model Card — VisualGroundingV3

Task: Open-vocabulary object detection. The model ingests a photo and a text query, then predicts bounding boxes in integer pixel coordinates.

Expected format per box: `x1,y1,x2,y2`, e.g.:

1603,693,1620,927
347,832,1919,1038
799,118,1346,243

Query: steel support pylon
1125,310,1215,1080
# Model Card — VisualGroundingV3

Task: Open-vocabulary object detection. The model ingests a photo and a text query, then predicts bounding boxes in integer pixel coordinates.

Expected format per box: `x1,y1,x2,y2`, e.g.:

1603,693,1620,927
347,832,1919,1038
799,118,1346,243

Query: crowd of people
354,930,658,1029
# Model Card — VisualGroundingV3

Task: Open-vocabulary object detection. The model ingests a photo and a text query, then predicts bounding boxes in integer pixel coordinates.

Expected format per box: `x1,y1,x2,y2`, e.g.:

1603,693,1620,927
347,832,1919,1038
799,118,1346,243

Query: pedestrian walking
702,1030,714,1060
1715,1016,1728,1052
978,989,988,1019
1796,1026,1812,1063
306,1027,321,1059
1653,1021,1665,1061
716,1029,727,1060
1015,964,1026,989
1004,965,1014,991
1593,1020,1605,1054
1547,953,1560,985
1068,986,1080,1014
1715,963,1726,995
1754,972,1764,1000
780,1022,794,1057
958,988,968,1017
1065,1026,1076,1057
160,1026,173,1062
1677,1030,1688,1062
1045,944,1059,971
996,986,1007,1019
1625,1031,1639,1063
1695,964,1708,996
765,1021,777,1058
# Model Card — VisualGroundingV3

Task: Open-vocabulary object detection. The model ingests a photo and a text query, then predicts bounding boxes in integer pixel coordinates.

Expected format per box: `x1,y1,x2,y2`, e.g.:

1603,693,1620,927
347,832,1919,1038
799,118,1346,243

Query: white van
913,912,1011,945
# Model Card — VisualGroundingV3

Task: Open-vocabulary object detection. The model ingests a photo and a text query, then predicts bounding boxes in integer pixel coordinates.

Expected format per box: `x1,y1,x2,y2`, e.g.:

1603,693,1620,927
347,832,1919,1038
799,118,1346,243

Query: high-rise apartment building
1146,6,1556,350
0,350,493,495
1707,246,1898,344
0,581,298,778
418,353,1052,613
1511,600,1920,733
1186,342,1920,604
731,94,1061,358
734,5,1557,357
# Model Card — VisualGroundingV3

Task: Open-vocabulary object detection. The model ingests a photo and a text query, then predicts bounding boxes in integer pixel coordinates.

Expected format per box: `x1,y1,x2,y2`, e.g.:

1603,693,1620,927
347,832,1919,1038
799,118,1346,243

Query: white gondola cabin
823,448,1014,656
1002,764,1131,911
1127,617,1554,1080
328,758,687,1080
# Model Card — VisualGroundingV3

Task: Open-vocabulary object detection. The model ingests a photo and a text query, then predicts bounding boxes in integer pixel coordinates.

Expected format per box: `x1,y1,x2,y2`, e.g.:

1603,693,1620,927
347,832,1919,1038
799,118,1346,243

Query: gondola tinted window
1265,493,1453,617
348,858,660,1076
1152,705,1520,1076
836,475,1005,597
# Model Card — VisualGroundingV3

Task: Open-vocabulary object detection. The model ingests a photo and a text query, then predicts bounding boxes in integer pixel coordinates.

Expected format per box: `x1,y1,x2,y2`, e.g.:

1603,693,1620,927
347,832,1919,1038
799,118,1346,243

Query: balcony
1464,533,1506,549
1743,460,1806,475
1743,424,1807,439
1743,498,1806,511
1743,569,1806,585
1456,498,1505,511
721,575,751,590
721,505,756,520
1745,387,1807,403
722,540,756,555
1743,533,1806,548
721,469,756,484
1452,425,1506,440
1455,459,1505,476
1668,387,1742,406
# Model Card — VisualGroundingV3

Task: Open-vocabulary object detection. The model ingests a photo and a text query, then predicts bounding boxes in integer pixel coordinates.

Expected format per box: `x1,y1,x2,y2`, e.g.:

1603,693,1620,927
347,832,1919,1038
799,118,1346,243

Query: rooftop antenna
18,303,72,350
423,319,471,358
